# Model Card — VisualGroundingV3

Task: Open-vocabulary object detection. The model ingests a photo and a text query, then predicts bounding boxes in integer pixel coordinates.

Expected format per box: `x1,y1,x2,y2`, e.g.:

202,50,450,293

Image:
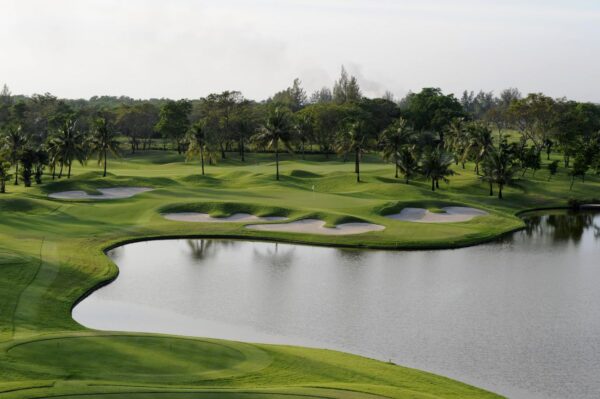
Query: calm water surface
74,211,600,399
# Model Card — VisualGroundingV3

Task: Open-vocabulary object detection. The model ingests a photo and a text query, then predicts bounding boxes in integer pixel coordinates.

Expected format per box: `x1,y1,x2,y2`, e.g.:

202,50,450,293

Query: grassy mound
0,197,58,214
289,169,322,178
159,202,291,218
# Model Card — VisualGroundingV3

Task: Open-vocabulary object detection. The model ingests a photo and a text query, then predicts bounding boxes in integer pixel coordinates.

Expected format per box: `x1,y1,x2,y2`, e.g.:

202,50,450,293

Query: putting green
5,334,272,383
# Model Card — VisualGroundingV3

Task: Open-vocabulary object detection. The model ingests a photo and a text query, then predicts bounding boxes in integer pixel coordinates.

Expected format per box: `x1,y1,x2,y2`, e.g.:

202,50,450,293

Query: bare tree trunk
275,142,280,181
103,150,107,177
200,146,205,176
355,148,360,182
14,163,18,185
241,139,245,162
394,142,399,178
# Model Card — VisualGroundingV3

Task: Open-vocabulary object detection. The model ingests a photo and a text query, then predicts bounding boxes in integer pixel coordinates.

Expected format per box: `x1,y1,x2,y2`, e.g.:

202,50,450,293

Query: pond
73,210,600,399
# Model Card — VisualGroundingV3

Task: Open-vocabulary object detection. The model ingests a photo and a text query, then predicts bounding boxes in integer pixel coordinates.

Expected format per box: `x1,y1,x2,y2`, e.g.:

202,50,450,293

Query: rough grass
1,149,600,399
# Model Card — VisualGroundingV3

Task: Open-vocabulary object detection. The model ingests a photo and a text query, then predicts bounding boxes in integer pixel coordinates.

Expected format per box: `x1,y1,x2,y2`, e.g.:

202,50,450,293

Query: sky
0,0,599,102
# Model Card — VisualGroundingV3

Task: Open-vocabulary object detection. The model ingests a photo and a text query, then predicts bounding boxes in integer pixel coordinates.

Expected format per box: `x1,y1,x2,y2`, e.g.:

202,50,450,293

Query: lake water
73,210,600,399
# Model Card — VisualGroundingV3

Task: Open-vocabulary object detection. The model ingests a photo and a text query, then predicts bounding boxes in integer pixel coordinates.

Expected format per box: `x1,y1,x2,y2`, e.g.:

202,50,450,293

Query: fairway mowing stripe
16,389,370,399
10,238,45,338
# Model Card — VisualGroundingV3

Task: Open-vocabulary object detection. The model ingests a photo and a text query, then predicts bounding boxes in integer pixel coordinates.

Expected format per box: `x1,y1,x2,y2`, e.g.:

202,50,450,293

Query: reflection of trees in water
523,211,600,244
185,239,238,261
252,243,296,268
108,246,124,261
335,248,367,263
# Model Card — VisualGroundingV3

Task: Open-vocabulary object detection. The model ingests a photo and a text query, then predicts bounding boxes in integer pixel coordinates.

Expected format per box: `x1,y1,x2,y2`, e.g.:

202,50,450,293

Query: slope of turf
1,150,599,399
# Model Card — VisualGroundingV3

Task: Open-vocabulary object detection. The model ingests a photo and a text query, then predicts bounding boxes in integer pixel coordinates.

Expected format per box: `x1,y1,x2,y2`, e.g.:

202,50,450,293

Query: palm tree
480,155,495,196
379,118,414,178
336,120,368,183
1,124,27,185
421,147,455,191
294,114,313,160
484,143,519,199
445,118,468,169
89,117,120,177
252,106,293,181
396,146,419,184
49,118,86,179
186,121,209,175
462,122,493,175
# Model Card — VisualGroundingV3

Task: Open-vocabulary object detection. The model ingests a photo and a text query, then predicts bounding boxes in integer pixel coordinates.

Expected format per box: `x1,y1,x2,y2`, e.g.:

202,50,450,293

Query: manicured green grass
1,150,599,399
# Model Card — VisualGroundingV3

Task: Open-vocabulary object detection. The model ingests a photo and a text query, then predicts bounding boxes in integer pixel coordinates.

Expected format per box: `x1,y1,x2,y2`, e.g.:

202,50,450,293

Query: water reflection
184,239,239,261
522,210,600,243
252,243,296,268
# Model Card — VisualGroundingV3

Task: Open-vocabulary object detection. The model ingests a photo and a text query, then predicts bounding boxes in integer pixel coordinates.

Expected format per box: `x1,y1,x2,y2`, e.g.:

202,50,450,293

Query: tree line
1,66,600,197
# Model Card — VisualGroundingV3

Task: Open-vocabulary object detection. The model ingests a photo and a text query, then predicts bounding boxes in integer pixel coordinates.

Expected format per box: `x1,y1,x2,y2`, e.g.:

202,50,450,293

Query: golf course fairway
1,151,599,399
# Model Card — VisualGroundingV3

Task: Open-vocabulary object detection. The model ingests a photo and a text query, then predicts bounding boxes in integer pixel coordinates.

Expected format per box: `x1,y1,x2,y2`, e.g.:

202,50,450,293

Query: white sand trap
49,187,153,200
246,219,385,235
386,206,488,223
163,212,288,223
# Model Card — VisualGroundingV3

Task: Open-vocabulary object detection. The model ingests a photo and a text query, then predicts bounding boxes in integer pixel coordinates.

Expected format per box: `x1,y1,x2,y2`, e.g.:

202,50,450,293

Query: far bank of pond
74,210,600,399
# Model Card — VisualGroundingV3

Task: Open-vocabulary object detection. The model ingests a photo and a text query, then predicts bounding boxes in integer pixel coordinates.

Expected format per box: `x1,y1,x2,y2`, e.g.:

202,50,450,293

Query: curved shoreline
67,206,599,399
78,205,600,321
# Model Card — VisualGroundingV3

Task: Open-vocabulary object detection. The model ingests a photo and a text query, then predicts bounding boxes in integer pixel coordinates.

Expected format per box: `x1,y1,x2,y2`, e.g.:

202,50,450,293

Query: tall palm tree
462,122,493,175
336,120,368,182
252,106,293,181
379,117,414,178
1,124,27,185
89,117,120,177
49,118,86,179
421,147,455,191
186,121,209,176
396,146,419,184
445,118,468,169
484,143,519,199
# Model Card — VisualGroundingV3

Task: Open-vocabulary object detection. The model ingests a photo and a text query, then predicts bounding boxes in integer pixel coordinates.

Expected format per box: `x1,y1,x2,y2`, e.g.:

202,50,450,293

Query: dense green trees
1,76,600,198
155,100,192,154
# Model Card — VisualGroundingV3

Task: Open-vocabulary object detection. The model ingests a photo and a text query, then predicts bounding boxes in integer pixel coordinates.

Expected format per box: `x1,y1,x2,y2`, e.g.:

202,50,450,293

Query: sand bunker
386,206,488,223
163,212,288,223
246,219,385,235
49,187,153,200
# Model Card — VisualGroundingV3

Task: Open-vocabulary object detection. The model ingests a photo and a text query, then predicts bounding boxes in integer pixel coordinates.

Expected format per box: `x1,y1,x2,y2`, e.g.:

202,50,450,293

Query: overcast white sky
1,0,599,102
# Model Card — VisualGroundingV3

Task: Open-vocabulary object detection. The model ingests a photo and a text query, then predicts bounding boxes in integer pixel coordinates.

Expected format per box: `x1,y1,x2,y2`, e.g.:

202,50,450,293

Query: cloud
0,0,598,101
